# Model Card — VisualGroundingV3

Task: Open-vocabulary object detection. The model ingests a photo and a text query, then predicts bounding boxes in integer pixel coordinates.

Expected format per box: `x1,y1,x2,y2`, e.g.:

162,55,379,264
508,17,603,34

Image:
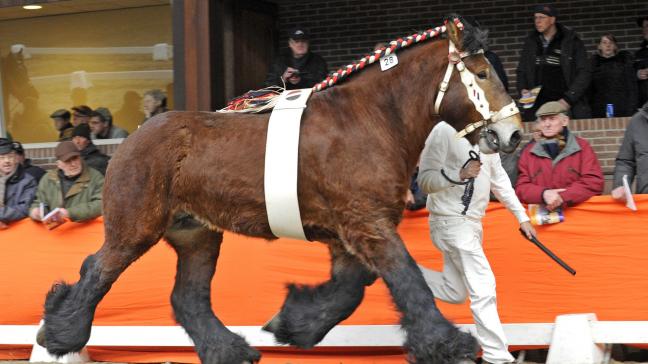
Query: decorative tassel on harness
440,150,481,215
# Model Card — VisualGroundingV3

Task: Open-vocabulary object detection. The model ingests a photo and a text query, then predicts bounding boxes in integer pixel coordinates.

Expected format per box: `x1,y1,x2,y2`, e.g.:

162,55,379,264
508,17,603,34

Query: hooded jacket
0,164,37,223
613,101,648,193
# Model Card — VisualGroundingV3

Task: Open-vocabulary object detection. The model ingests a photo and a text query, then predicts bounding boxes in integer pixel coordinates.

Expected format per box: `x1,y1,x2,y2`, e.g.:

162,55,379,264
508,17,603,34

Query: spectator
71,105,93,127
71,124,110,176
29,141,103,223
635,16,648,107
0,138,37,228
11,141,45,182
611,101,648,200
515,101,604,210
49,109,74,141
264,28,328,90
89,108,129,139
142,89,168,124
589,33,638,118
417,121,536,364
516,4,591,120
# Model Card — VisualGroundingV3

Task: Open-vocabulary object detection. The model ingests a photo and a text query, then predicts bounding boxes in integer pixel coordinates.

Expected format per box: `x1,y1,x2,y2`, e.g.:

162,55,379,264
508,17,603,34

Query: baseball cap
289,28,309,40
532,4,557,17
54,141,81,162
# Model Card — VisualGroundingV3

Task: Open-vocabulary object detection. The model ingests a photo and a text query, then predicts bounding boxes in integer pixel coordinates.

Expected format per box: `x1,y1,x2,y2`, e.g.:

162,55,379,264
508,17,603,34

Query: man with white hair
515,101,604,210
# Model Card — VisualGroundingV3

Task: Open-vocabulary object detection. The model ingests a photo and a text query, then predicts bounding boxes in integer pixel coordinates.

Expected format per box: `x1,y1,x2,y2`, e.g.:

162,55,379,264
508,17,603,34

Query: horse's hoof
36,325,46,347
261,311,280,334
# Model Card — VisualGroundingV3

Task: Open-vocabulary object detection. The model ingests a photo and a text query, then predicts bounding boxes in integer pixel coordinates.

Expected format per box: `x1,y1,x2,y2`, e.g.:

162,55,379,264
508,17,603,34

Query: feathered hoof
261,311,280,334
36,325,47,347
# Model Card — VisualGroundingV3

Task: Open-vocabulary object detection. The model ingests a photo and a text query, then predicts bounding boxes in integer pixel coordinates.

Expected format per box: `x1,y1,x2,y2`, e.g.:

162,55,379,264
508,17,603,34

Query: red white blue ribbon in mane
312,18,464,92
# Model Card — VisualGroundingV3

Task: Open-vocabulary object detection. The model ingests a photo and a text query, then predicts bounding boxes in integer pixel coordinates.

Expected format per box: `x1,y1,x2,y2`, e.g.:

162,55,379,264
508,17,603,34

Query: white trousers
419,217,514,364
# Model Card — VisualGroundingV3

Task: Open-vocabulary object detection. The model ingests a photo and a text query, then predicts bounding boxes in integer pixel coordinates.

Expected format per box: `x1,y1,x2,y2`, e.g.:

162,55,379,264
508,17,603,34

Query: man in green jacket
29,141,104,222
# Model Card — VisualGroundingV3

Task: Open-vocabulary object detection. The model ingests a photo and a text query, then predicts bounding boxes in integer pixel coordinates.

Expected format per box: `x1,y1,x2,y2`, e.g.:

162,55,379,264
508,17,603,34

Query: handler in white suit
417,121,536,364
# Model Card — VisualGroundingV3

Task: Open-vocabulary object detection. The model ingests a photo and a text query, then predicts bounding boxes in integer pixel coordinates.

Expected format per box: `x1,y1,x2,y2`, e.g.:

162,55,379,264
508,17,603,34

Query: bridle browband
433,24,520,139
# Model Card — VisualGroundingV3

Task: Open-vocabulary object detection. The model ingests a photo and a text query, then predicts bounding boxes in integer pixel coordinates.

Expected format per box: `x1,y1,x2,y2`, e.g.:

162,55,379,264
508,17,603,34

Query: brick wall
274,0,647,96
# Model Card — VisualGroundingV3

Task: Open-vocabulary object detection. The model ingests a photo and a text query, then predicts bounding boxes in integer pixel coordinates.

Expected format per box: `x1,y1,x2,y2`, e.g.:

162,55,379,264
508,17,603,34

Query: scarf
539,128,569,160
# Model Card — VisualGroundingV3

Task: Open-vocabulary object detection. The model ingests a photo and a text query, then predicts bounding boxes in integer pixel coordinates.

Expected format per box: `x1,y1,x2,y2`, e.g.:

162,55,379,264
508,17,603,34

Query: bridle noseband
434,37,520,139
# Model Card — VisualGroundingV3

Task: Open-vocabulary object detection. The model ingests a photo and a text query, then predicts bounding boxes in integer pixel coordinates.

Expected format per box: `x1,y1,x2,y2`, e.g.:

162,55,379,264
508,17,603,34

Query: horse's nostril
509,130,522,148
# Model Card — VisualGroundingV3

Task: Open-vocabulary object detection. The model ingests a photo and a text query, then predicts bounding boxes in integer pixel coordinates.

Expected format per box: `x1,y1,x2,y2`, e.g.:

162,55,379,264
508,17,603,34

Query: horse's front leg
263,239,377,348
343,222,478,364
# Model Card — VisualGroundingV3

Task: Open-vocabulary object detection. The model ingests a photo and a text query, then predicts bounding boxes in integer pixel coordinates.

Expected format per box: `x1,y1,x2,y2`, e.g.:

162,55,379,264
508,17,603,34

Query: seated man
516,101,604,210
611,100,648,200
90,108,129,139
29,141,104,223
49,109,74,141
264,28,328,89
72,123,110,175
0,138,37,228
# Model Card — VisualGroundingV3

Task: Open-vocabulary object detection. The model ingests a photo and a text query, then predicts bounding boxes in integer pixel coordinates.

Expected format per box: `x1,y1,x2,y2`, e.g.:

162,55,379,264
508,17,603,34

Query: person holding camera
264,28,328,89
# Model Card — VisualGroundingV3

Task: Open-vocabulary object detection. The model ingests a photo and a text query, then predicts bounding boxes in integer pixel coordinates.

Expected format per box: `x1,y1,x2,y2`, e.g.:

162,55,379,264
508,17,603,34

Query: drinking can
606,104,614,118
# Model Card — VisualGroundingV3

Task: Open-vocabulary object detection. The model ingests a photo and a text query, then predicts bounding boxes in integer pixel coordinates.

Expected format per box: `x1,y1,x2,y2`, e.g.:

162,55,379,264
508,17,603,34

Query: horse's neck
348,41,447,170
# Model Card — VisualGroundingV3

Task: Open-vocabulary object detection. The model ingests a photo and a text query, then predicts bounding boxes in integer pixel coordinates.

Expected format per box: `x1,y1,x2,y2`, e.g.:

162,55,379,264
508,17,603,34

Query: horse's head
436,15,522,154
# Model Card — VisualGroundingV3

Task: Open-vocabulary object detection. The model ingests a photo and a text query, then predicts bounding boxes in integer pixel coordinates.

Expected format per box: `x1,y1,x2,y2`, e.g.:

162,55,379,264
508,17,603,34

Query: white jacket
417,121,529,223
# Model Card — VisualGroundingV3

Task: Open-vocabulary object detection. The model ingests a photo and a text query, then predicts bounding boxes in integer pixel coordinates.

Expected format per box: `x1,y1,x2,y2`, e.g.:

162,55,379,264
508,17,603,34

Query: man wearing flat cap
635,15,648,107
29,141,104,223
71,105,93,127
515,101,603,211
49,109,74,141
264,27,328,89
517,4,591,120
71,123,110,175
0,138,37,228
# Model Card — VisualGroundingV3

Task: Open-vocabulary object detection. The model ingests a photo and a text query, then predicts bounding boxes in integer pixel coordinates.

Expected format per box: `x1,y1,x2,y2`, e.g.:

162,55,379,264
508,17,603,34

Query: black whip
518,228,576,275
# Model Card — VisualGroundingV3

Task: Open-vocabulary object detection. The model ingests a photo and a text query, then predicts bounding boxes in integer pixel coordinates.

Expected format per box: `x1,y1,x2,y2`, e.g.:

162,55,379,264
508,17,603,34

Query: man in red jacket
515,101,604,210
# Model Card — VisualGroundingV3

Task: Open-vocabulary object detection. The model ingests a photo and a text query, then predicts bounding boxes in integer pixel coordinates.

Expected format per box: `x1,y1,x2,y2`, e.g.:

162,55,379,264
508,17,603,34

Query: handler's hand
520,221,537,240
611,186,626,202
460,160,481,180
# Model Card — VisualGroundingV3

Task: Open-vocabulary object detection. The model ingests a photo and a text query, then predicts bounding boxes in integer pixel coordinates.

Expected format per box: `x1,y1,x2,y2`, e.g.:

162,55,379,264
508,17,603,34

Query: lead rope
440,150,480,215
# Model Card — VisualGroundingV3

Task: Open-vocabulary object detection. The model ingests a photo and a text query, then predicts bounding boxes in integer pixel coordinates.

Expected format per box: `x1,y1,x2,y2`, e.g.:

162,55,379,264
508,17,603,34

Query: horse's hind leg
344,223,478,364
40,224,163,356
165,214,261,364
264,240,377,348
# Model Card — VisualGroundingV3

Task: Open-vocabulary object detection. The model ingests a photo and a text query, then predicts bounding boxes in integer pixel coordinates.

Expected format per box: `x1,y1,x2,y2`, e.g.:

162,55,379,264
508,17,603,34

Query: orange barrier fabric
1,195,647,362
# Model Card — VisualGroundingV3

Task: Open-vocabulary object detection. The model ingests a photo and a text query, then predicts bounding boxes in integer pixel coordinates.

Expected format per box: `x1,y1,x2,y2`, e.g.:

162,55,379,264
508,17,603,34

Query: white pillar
546,313,606,364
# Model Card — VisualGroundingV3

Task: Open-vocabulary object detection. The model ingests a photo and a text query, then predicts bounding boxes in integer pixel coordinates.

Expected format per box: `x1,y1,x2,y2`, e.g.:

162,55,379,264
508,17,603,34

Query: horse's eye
477,71,488,80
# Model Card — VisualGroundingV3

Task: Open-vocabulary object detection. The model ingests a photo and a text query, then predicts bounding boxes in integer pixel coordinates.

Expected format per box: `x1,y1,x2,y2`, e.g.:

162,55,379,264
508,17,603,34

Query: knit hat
54,141,80,162
72,123,91,140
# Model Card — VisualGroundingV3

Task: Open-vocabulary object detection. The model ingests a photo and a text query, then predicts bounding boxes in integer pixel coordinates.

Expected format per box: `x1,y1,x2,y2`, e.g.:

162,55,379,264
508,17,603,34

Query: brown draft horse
39,15,522,364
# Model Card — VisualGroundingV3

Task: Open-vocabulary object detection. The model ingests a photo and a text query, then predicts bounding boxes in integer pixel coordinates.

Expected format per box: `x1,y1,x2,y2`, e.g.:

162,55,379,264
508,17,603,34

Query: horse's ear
446,18,464,52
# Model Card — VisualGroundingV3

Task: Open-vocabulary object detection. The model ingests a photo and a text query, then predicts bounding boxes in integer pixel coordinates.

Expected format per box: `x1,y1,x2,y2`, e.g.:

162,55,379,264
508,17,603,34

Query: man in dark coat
516,4,591,120
635,16,648,107
611,101,648,201
0,138,37,228
71,123,110,176
264,28,328,90
49,109,74,141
